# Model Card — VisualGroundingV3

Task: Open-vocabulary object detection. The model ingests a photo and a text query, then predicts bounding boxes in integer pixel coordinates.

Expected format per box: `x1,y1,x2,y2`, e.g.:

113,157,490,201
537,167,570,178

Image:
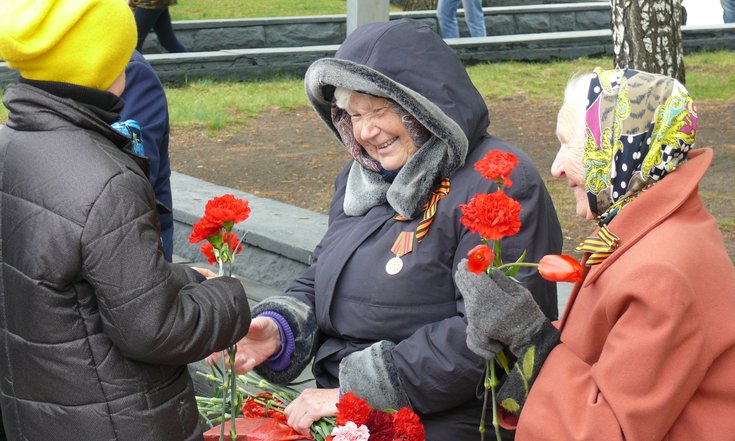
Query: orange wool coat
515,148,735,440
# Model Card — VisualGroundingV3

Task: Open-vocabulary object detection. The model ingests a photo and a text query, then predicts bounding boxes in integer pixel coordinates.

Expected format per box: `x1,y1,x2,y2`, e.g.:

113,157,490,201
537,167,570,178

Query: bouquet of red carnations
327,392,424,441
458,150,583,441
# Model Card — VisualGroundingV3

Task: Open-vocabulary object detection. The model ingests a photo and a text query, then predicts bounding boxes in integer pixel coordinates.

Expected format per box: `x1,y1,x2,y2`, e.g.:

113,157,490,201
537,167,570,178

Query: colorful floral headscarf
583,67,698,222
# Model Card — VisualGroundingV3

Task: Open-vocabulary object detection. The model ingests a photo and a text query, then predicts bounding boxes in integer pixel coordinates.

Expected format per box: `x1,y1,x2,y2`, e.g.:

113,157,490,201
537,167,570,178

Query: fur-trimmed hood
304,19,490,219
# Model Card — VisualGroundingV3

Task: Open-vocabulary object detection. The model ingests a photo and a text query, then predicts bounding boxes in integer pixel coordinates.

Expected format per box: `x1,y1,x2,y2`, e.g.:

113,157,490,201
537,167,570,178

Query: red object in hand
466,244,494,274
538,254,584,283
200,231,244,265
203,417,308,441
474,150,518,188
459,191,522,241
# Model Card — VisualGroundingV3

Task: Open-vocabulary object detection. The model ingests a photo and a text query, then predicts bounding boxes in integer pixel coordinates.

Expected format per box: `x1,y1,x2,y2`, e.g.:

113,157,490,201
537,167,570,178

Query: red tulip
538,254,584,283
467,244,495,274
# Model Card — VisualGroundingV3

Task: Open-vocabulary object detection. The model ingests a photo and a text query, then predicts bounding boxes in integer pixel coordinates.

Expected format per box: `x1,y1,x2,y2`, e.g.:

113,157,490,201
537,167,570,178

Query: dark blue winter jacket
121,50,174,261
254,19,562,441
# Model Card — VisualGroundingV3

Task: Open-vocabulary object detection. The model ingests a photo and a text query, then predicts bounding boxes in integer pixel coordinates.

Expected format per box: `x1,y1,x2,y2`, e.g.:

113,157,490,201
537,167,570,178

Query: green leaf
495,349,512,375
505,249,528,277
523,346,536,385
500,398,521,413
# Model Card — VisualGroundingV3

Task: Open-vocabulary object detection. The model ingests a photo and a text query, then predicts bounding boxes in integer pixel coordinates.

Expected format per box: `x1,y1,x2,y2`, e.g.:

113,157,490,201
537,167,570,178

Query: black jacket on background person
0,81,250,441
252,19,563,441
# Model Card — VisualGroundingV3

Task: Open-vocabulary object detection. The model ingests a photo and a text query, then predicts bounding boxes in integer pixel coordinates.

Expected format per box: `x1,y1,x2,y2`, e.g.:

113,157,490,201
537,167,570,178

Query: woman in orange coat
455,68,735,440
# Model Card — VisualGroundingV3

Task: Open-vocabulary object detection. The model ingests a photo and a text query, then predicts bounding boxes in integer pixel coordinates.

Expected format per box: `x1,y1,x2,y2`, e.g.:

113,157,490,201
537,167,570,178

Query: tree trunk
611,0,685,84
403,0,437,11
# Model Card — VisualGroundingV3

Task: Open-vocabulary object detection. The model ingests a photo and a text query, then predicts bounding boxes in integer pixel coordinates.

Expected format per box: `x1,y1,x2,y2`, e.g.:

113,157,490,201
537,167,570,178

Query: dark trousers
134,7,187,53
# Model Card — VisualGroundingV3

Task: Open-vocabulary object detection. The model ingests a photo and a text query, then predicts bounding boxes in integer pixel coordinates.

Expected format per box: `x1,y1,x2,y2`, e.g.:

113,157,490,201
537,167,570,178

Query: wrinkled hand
191,266,218,279
454,258,546,355
284,388,339,435
206,316,280,373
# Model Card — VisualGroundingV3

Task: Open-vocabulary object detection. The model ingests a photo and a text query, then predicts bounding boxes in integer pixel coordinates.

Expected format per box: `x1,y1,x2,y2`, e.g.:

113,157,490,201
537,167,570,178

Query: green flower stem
490,362,502,441
495,262,538,271
496,262,538,269
479,360,490,441
229,346,238,441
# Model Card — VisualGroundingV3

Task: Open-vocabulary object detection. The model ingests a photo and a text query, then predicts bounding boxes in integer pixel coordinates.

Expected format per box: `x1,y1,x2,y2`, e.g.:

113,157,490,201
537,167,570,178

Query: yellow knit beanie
0,0,137,91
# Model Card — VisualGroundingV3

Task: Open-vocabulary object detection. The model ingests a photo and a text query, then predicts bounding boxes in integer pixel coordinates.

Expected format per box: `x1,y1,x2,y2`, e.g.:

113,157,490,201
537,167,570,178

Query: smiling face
345,92,418,171
551,103,595,221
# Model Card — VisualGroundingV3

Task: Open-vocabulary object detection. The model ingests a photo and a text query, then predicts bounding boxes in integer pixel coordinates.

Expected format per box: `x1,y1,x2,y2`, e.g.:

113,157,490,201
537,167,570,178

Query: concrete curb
171,172,327,291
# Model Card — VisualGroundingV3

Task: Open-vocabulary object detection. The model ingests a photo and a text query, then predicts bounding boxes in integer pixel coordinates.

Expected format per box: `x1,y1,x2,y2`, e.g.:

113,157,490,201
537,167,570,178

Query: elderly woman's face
346,92,417,171
551,103,595,220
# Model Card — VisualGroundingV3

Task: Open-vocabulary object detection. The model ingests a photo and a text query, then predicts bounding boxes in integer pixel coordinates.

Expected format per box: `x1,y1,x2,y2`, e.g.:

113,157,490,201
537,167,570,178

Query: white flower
331,421,371,441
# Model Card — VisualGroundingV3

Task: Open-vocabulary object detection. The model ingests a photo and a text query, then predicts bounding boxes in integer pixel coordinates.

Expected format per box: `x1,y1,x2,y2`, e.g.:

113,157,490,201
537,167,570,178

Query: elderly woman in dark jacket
217,19,562,440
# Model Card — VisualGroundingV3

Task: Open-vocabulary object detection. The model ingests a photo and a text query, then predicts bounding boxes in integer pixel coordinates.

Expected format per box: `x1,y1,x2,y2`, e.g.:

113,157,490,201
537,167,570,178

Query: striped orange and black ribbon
395,178,451,243
575,224,620,265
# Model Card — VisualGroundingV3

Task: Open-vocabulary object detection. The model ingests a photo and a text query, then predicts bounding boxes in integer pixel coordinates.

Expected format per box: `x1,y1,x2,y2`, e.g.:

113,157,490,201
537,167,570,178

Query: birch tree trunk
611,0,685,84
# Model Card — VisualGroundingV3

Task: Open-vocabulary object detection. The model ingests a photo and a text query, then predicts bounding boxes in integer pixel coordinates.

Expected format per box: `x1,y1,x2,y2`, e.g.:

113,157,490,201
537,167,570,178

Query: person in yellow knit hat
0,1,251,440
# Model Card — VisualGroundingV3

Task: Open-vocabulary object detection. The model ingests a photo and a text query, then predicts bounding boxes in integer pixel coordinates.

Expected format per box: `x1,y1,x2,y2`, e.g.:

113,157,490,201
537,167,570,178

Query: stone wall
4,24,733,87
140,3,610,53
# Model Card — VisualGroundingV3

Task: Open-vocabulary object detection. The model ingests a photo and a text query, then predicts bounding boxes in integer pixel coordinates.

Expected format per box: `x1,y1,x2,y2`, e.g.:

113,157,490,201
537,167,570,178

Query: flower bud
538,254,584,282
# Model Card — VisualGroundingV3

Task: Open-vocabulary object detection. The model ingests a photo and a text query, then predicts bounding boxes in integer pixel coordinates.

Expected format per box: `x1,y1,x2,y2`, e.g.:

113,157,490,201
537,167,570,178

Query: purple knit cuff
257,311,295,372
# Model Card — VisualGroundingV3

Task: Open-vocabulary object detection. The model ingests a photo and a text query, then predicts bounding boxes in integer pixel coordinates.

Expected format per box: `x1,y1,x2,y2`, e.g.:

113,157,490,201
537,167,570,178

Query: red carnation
364,408,395,441
467,244,494,274
189,216,221,244
459,191,522,241
204,194,251,227
241,394,287,421
335,392,372,427
475,150,518,188
394,407,425,441
200,232,243,265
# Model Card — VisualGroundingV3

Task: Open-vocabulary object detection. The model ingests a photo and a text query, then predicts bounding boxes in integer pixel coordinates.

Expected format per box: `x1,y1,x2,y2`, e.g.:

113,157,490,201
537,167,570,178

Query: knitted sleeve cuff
339,340,412,410
252,296,318,384
257,311,295,372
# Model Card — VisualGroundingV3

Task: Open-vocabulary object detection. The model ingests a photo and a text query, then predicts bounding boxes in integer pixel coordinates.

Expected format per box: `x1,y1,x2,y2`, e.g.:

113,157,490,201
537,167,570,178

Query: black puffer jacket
0,82,250,441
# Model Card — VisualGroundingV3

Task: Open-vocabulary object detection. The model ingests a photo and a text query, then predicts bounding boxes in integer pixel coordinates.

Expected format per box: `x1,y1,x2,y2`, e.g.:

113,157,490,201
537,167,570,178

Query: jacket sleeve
516,262,708,440
358,154,563,413
120,51,174,261
80,171,251,366
341,316,482,413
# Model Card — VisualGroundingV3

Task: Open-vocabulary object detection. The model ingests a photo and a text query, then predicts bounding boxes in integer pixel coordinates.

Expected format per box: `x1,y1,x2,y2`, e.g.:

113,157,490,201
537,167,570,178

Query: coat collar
559,148,712,330
581,148,713,287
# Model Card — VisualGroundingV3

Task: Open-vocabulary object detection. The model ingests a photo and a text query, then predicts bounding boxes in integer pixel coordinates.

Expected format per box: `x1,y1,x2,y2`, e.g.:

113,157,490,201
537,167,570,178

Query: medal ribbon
575,224,620,266
394,178,451,242
391,231,415,257
416,178,451,242
388,178,451,269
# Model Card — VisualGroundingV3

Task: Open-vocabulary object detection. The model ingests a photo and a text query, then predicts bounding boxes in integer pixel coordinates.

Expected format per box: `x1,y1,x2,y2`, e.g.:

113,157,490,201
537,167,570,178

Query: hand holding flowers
197,371,425,441
189,194,251,441
456,150,583,440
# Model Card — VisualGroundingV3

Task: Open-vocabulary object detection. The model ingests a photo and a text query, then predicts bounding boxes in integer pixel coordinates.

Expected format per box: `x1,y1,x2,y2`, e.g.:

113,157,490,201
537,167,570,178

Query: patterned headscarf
583,67,698,222
331,97,432,174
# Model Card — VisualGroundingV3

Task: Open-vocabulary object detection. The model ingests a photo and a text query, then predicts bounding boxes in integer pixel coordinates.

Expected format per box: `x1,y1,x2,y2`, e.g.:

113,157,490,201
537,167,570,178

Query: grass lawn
169,0,403,21
161,51,735,131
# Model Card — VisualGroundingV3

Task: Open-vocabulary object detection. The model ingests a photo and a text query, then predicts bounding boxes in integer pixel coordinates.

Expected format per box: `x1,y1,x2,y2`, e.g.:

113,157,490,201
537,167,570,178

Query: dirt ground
169,98,735,261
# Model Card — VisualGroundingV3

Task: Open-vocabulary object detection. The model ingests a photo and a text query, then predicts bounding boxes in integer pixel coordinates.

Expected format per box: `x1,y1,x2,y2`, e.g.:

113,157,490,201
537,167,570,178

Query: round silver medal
385,256,403,275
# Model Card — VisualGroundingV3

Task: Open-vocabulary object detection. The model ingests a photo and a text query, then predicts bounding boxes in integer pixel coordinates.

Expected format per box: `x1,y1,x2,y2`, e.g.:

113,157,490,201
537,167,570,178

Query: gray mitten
496,319,560,414
454,258,546,354
466,324,504,360
455,259,560,415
